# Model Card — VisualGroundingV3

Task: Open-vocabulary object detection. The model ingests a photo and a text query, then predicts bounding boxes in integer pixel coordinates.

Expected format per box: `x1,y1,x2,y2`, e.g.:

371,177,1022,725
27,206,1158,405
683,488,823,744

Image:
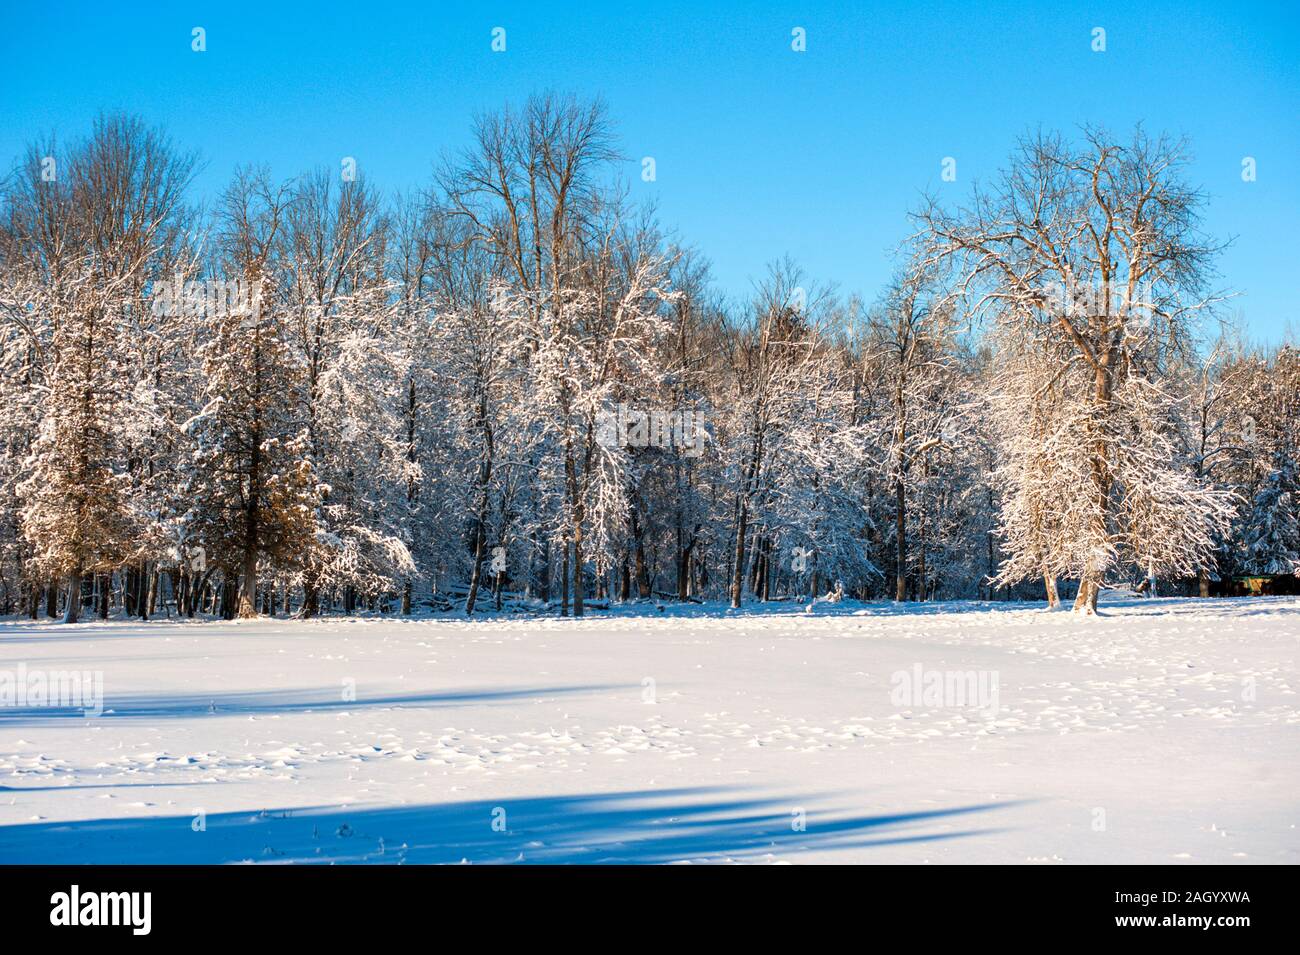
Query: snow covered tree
861,260,966,601
1234,347,1300,575
188,170,318,619
920,128,1235,613
12,116,195,621
276,170,410,614
714,261,834,607
420,205,523,615
0,105,1288,618
440,94,676,615
988,334,1077,607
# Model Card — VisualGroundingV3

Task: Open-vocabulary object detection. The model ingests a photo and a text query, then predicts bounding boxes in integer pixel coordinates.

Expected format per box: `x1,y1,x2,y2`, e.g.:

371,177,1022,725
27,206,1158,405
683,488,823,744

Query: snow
1,595,1297,864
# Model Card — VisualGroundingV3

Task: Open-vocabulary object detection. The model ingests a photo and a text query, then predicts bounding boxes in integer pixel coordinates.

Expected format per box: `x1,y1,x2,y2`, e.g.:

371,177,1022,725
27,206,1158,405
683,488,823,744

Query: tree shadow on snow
0,683,625,725
0,787,1026,864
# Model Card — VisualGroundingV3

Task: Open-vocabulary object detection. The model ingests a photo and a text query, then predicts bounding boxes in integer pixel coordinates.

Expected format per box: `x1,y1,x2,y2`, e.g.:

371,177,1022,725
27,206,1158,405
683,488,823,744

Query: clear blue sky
2,1,1296,339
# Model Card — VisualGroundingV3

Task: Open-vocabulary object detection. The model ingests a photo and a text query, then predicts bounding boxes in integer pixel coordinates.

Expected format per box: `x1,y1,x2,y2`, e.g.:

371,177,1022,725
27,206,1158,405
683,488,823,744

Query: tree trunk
1072,578,1100,614
1044,574,1060,609
537,536,549,604
560,539,570,617
1073,360,1114,617
918,533,928,601
572,531,585,617
300,573,320,619
219,576,234,620
677,542,692,601
238,547,258,618
142,565,155,620
729,497,747,609
62,571,82,624
402,376,418,618
894,476,907,601
465,520,486,616
124,566,137,617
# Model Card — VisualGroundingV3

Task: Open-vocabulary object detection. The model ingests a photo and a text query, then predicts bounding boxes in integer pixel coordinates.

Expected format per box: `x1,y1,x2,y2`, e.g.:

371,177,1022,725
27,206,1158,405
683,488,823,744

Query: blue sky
2,1,1297,339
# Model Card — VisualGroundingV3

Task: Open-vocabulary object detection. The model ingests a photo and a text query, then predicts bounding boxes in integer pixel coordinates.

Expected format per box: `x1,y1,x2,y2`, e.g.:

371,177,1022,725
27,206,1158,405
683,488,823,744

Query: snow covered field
1,595,1296,864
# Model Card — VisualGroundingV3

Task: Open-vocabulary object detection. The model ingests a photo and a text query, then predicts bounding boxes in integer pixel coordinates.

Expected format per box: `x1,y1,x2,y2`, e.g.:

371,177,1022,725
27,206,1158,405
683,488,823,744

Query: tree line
1,97,1295,621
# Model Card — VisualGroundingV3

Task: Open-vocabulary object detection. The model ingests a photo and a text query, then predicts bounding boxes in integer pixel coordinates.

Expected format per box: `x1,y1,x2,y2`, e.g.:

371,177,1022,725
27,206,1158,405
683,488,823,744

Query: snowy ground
1,595,1296,864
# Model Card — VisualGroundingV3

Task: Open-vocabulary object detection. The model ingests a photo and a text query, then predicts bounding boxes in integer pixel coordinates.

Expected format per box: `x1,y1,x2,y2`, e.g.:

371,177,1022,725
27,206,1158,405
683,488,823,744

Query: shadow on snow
0,787,1026,864
0,683,624,724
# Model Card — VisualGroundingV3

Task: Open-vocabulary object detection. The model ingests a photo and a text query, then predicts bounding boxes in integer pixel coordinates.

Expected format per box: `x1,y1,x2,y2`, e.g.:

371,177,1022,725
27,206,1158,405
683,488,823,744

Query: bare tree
863,260,959,601
919,127,1232,613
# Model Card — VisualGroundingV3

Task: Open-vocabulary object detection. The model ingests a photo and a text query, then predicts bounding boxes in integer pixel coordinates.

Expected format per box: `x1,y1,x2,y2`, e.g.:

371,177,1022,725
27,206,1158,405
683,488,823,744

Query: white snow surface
1,595,1296,864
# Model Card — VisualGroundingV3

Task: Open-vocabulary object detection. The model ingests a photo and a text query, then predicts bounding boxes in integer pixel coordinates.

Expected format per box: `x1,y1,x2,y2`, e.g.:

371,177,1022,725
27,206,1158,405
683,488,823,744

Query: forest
1,94,1296,622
